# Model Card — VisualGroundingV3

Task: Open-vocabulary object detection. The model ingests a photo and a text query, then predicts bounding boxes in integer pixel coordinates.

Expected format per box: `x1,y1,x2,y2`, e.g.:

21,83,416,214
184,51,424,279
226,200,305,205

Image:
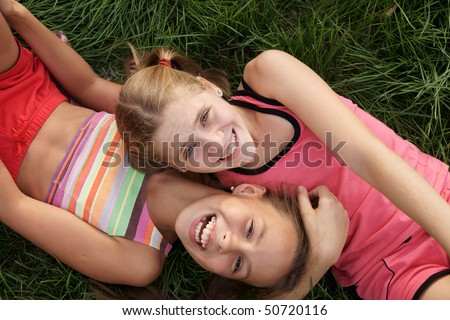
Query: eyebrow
195,107,203,127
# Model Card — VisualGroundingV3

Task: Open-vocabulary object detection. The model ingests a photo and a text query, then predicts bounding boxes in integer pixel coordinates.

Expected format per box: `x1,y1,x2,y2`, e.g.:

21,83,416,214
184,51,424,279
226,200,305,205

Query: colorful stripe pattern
46,112,171,256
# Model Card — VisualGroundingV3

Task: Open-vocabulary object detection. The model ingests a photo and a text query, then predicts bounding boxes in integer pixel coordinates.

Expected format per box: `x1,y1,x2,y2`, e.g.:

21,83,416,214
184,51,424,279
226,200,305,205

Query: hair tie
157,58,172,68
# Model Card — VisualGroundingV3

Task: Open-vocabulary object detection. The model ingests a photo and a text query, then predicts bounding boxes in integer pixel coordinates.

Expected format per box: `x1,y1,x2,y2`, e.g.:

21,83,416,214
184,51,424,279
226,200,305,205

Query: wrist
318,249,340,267
308,247,335,273
2,1,27,20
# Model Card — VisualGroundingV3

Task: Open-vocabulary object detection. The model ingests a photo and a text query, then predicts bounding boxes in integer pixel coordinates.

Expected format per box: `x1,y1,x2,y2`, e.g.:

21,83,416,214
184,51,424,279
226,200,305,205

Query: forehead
157,97,200,140
152,94,204,161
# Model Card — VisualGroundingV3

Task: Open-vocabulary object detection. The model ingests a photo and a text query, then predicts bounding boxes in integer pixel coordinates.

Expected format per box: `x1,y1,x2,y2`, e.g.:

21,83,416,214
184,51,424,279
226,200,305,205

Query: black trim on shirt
232,78,285,106
412,269,450,300
382,259,396,300
226,80,301,175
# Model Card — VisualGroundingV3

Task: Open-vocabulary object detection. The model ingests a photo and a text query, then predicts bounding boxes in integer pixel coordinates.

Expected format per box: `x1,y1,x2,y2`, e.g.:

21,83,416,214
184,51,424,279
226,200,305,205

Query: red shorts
355,179,450,300
0,40,67,180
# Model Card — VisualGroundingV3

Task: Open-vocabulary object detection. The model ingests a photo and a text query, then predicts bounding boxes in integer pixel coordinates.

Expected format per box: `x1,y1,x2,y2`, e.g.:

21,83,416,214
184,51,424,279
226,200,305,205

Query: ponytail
125,44,231,97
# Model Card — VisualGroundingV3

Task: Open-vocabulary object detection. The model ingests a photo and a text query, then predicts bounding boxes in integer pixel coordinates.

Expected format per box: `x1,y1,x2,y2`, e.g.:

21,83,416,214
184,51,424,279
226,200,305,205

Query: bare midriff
16,102,95,200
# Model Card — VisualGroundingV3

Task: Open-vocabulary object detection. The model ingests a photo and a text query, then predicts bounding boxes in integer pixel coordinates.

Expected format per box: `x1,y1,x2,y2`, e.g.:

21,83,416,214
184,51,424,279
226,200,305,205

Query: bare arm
146,170,221,236
0,160,164,286
0,2,18,73
244,50,450,256
148,171,349,299
0,0,120,113
272,186,349,299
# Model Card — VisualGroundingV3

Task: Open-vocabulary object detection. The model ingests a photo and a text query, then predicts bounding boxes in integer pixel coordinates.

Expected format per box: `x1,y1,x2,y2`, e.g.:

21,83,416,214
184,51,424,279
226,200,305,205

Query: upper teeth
220,132,237,160
195,216,216,248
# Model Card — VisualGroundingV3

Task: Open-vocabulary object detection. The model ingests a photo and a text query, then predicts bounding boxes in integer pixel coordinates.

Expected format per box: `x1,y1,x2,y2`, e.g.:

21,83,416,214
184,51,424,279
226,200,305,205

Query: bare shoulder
244,50,289,76
242,50,295,98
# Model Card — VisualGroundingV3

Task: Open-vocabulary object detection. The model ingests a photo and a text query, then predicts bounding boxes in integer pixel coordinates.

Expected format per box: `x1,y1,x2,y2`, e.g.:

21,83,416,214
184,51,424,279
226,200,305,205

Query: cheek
211,107,228,124
185,153,205,173
189,149,221,172
192,148,205,165
192,254,230,276
220,110,236,124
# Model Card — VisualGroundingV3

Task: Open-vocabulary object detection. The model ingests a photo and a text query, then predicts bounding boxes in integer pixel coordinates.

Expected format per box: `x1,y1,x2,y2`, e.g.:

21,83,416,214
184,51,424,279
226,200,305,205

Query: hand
0,0,13,14
270,185,349,299
298,185,349,268
0,0,24,18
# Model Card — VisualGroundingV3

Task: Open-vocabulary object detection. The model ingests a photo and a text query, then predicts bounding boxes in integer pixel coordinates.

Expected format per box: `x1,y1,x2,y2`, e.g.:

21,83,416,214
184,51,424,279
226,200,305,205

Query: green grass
1,0,449,300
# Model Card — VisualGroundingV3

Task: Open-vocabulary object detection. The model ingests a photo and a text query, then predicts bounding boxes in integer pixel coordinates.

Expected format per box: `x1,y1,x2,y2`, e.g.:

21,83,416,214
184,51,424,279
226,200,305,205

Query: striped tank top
46,112,171,256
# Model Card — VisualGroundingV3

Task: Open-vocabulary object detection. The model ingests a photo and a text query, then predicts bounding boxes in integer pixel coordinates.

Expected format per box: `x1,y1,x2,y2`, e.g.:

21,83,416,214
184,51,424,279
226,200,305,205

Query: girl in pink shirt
116,43,450,299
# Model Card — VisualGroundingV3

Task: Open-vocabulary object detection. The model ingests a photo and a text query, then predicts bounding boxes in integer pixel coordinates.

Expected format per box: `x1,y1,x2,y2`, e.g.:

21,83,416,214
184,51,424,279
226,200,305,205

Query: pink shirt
215,85,449,287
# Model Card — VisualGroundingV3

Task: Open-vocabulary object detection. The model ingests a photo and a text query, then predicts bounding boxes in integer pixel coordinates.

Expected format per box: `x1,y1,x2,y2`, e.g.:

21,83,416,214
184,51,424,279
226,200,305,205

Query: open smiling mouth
219,130,238,161
194,215,217,249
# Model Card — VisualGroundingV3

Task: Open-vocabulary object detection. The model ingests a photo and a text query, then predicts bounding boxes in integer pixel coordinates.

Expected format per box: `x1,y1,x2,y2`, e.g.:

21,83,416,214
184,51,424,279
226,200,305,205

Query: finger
308,186,331,210
297,186,315,217
308,185,330,199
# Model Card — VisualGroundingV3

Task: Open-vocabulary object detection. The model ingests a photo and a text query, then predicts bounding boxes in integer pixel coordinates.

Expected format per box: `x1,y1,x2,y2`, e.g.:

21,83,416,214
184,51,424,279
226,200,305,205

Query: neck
235,105,262,142
234,104,295,170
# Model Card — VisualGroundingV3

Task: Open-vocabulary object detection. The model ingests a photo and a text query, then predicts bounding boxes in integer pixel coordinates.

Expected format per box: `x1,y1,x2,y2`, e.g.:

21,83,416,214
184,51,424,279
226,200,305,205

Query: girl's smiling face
175,184,298,287
152,89,257,173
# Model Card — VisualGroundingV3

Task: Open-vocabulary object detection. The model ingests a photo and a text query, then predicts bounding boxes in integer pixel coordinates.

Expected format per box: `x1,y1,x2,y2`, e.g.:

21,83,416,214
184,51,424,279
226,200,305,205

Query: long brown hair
116,46,231,173
256,187,309,298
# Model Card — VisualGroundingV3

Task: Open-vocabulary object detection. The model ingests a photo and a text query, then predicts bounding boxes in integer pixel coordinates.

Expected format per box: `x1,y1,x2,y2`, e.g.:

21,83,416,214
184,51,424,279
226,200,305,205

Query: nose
197,125,224,142
218,231,237,253
198,129,225,158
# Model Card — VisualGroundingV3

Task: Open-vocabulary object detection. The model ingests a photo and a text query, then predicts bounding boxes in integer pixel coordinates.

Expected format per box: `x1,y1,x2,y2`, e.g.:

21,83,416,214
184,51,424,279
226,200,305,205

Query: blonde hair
116,46,231,173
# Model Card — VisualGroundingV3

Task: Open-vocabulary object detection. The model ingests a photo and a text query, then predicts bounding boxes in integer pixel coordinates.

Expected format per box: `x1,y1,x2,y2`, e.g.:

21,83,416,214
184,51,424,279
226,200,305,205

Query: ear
232,184,266,197
196,76,223,97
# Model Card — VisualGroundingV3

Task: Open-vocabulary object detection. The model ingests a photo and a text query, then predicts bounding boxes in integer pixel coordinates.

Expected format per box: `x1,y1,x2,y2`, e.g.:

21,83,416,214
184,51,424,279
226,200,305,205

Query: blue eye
185,145,194,159
200,110,209,126
233,256,242,273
